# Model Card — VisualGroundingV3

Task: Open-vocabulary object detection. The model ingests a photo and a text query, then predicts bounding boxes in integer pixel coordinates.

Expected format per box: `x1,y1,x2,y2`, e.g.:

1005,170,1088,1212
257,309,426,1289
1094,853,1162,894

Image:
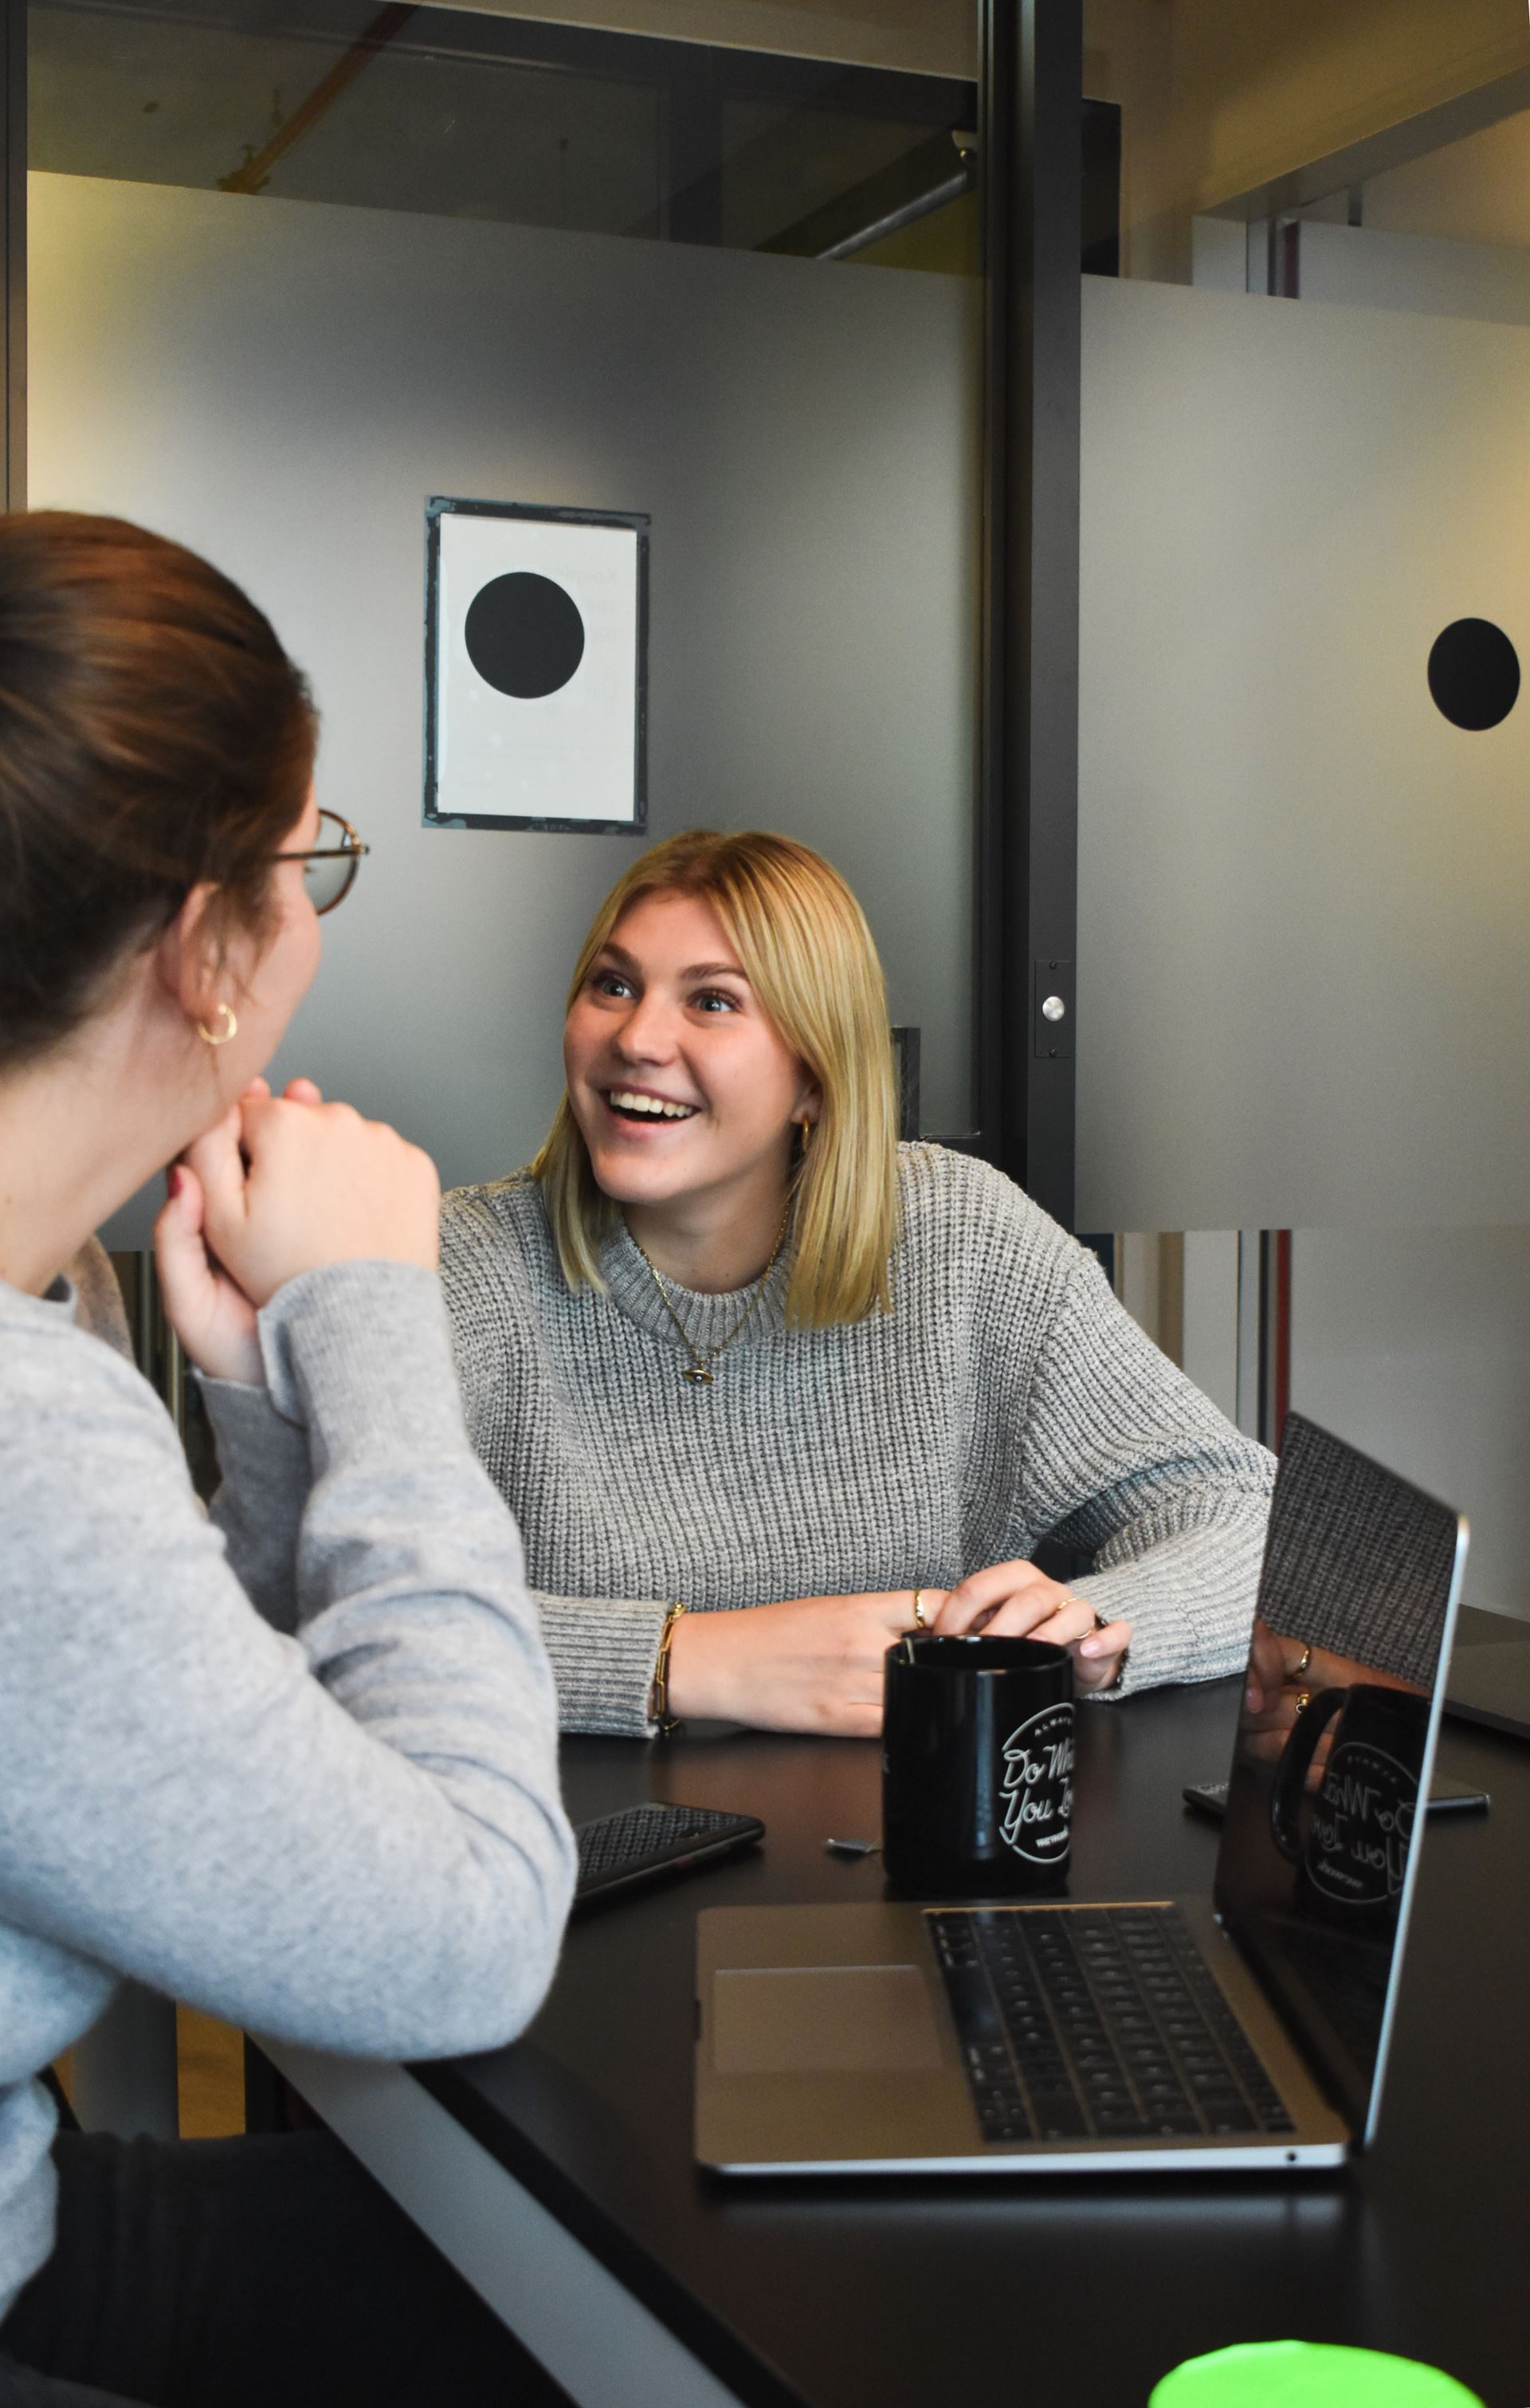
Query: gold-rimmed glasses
273,807,370,915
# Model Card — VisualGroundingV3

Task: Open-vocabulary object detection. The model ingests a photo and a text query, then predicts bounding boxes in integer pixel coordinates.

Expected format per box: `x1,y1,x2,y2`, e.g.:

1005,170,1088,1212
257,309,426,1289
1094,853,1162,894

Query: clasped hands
665,1568,1134,1738
154,1077,440,1385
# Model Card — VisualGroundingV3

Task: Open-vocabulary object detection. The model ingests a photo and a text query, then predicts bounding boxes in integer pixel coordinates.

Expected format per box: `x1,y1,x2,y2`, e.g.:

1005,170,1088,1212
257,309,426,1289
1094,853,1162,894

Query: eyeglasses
273,807,370,915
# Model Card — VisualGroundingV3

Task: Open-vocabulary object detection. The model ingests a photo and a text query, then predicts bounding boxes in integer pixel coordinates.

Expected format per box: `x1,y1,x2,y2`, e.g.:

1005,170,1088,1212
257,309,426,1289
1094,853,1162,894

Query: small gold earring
798,1117,814,1156
197,1002,238,1047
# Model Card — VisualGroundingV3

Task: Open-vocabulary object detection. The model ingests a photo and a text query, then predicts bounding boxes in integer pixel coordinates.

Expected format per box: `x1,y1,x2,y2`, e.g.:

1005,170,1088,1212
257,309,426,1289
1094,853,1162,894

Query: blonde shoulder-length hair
532,829,900,1327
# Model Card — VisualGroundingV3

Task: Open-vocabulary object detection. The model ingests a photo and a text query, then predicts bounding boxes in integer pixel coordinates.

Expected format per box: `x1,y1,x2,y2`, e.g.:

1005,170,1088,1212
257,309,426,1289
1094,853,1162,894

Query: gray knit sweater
440,1144,1275,1736
0,1259,574,2325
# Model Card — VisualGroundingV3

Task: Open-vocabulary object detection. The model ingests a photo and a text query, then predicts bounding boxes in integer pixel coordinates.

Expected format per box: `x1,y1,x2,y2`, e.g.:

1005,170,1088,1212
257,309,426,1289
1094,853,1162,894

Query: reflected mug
1269,1682,1430,1927
881,1633,1075,1898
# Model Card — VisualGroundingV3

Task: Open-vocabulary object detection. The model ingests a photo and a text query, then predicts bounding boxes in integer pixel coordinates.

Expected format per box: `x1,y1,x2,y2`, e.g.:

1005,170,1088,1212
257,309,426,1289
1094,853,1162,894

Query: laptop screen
1212,1413,1468,2139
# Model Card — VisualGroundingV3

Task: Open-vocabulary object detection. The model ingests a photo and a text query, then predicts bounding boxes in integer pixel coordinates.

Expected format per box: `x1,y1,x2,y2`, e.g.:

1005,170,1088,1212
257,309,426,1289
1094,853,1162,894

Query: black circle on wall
1426,617,1520,731
464,572,585,699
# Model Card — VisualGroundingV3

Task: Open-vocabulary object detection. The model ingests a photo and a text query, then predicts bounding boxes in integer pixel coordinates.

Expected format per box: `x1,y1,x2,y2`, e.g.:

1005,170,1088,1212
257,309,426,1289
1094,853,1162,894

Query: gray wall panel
1077,273,1530,1233
29,174,977,1245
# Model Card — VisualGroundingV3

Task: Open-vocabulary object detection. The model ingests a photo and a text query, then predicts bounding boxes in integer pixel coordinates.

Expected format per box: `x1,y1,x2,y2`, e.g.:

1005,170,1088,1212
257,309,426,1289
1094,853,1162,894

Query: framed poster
424,496,649,833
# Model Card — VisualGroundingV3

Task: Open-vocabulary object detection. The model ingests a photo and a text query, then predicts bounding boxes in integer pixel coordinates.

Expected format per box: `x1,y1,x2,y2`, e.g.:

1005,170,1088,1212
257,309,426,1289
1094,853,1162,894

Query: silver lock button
1041,994,1067,1023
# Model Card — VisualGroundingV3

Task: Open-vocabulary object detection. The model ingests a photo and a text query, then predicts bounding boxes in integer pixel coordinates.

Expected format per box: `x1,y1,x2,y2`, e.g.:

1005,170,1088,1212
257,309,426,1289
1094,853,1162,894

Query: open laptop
695,1414,1468,2175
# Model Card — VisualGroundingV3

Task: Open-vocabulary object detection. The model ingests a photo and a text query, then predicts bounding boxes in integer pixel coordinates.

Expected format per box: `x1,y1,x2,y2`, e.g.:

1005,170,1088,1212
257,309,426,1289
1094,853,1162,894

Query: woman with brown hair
442,829,1274,1738
0,513,573,2406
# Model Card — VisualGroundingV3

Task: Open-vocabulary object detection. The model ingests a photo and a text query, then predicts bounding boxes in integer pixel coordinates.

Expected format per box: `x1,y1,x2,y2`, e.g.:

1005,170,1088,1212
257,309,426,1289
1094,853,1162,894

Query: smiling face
563,887,819,1222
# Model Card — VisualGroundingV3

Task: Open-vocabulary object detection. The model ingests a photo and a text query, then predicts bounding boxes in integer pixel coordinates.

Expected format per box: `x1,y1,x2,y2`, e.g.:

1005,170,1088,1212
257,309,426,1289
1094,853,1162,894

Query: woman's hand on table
665,1590,950,1738
662,1566,1134,1734
930,1561,1132,1695
155,1076,438,1383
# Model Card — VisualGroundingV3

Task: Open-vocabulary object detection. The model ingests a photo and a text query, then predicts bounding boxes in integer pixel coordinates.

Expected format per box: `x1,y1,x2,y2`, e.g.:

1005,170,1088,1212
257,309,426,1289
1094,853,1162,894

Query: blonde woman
441,831,1273,1738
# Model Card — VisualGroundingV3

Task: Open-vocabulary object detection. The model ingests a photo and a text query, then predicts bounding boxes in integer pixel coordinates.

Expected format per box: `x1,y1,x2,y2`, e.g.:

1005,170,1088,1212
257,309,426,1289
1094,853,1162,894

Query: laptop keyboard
928,1906,1297,2147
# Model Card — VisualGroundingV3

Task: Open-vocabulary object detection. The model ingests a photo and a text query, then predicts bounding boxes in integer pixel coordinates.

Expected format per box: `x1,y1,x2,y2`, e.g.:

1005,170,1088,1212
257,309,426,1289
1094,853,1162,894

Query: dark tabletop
416,1606,1530,2408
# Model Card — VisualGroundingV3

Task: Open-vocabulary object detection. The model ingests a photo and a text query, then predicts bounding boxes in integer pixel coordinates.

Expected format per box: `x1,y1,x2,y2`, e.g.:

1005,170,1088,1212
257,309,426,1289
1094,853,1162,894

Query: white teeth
608,1090,697,1120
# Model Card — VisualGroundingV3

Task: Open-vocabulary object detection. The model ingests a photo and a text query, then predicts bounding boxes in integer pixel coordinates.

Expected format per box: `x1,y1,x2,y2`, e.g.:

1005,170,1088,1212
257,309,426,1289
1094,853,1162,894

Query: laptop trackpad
712,1965,944,2075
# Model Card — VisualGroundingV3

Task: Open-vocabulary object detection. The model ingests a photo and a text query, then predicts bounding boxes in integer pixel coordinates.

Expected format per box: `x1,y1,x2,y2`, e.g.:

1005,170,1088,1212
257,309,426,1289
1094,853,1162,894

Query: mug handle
1268,1687,1348,1862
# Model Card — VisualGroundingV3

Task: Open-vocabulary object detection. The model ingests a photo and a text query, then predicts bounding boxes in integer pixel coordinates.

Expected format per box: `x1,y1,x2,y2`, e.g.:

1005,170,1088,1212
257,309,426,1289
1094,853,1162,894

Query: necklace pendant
630,1198,792,1393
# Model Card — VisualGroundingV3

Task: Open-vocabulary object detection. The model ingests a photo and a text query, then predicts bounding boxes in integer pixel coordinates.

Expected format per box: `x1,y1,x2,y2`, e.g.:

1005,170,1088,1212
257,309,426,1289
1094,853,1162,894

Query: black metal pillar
978,0,1081,1225
0,0,22,512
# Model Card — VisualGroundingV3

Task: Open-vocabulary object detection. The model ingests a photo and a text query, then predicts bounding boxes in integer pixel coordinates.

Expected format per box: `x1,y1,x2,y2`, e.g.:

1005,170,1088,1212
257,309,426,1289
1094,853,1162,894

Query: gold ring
912,1589,929,1629
1293,1643,1313,1680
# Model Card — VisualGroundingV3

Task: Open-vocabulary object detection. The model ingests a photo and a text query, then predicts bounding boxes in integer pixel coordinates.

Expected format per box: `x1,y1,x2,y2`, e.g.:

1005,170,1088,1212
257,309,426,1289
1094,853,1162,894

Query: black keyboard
928,1905,1297,2147
574,1802,763,1903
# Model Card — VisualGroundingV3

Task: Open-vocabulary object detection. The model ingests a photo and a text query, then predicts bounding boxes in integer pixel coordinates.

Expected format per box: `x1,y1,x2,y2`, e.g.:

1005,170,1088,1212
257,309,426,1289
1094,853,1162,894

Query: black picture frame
423,494,649,835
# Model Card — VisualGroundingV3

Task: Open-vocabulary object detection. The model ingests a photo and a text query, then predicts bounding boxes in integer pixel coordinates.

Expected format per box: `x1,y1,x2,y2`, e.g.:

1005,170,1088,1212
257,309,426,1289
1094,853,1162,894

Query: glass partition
30,1,979,251
30,0,983,1239
1077,4,1530,1625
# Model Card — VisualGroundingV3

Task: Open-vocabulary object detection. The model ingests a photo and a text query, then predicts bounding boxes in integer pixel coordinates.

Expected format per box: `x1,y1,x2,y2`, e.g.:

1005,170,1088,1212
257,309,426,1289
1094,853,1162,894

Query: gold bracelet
649,1601,688,1736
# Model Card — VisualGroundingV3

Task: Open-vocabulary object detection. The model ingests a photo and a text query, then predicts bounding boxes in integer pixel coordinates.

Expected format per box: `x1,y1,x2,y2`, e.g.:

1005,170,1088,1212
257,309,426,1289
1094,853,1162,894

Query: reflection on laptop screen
1213,1414,1466,2135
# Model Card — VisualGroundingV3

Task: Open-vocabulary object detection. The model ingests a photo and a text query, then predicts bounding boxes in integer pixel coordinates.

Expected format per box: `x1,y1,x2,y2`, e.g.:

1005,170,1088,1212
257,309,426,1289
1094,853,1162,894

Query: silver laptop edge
1359,1511,1467,2147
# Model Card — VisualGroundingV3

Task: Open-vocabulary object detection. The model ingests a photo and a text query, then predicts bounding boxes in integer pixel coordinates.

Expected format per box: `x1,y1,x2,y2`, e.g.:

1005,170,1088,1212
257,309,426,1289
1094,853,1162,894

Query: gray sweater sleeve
992,1233,1273,1696
202,1374,311,1633
441,1208,669,1737
1,1260,575,2058
530,1598,670,1740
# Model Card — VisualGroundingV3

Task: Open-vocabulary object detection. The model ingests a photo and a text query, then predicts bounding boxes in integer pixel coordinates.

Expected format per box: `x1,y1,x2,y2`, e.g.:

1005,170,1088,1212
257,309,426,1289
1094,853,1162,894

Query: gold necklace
628,1204,792,1388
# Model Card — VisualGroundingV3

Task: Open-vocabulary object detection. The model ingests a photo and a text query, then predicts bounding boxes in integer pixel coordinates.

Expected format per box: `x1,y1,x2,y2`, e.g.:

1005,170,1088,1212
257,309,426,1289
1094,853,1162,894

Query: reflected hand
932,1560,1132,1695
1241,1618,1348,1769
1242,1619,1422,1770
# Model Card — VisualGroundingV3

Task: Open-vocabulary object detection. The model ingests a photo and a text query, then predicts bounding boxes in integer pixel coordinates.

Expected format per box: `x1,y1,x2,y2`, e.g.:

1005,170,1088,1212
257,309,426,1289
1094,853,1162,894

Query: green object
1149,2341,1485,2407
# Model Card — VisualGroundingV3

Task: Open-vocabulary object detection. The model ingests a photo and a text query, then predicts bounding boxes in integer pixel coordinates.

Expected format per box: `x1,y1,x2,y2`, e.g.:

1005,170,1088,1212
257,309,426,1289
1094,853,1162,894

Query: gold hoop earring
798,1118,814,1156
197,1003,238,1047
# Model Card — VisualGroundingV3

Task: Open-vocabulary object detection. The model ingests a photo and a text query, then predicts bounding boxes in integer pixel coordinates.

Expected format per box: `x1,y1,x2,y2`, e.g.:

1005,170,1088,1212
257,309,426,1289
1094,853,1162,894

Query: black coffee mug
1269,1682,1430,1927
881,1633,1075,1898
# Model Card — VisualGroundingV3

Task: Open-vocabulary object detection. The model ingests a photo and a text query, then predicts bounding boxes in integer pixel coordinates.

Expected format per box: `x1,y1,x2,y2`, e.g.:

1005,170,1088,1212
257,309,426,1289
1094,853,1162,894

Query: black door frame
2,0,1082,1224
976,0,1081,1228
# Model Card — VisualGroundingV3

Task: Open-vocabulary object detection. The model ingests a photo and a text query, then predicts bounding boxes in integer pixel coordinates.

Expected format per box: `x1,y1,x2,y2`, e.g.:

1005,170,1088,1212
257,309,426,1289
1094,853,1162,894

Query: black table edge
409,2058,814,2408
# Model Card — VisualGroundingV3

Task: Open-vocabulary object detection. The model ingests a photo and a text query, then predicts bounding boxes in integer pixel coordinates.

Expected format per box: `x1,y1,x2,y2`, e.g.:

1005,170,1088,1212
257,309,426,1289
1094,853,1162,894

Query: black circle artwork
464,572,586,700
1426,618,1520,731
